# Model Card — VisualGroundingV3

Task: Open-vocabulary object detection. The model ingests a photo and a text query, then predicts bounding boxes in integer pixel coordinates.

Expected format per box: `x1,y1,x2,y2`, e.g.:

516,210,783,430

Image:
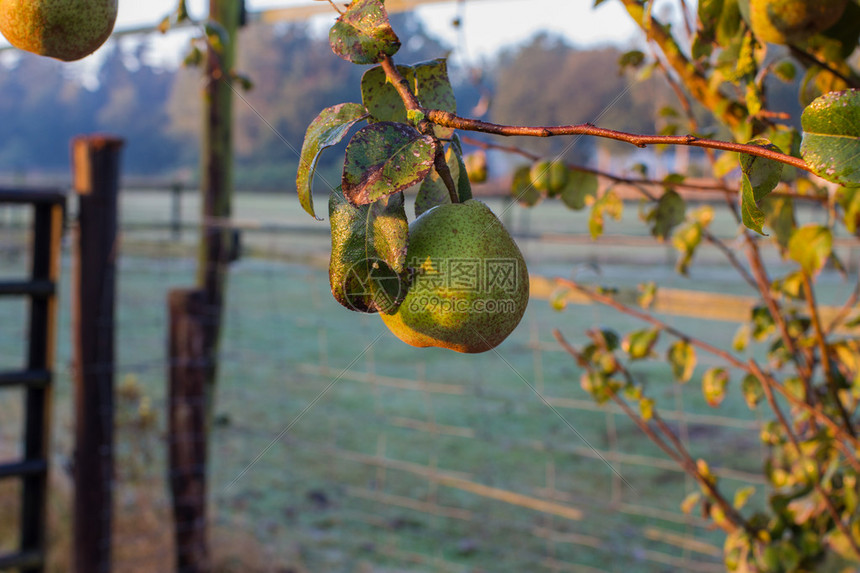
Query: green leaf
623,329,660,361
739,138,783,235
559,170,598,210
761,195,796,252
837,188,860,233
733,324,750,352
328,188,409,314
681,491,701,515
342,122,435,205
511,165,542,207
667,340,696,383
549,287,569,312
741,179,766,234
361,64,415,124
296,103,367,219
741,374,763,409
413,58,457,138
638,282,657,309
639,397,655,421
453,143,473,203
645,190,686,241
329,0,401,65
702,368,729,407
773,60,796,83
787,224,833,276
588,328,620,351
415,146,460,217
800,90,860,187
751,306,776,341
733,486,755,510
618,50,646,70
589,190,623,239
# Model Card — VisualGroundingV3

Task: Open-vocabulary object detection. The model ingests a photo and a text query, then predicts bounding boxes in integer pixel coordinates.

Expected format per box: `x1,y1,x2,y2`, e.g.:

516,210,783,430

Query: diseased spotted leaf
800,90,860,187
342,122,435,205
329,0,400,65
361,64,415,124
296,103,367,219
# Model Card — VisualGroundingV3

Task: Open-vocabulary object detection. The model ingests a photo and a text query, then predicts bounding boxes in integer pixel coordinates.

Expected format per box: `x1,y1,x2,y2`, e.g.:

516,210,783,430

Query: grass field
1,191,856,571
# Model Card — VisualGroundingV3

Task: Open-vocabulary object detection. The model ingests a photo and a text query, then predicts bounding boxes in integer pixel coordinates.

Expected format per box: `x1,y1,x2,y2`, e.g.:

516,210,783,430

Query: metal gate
0,189,65,573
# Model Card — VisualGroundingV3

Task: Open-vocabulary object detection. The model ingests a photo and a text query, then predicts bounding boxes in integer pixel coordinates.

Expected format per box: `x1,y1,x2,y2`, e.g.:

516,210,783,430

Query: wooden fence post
168,288,212,573
71,135,124,573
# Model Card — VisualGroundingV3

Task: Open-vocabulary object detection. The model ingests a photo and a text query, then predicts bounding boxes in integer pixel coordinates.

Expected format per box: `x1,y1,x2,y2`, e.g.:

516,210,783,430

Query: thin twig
702,230,758,290
752,359,860,561
801,271,856,438
826,276,860,335
554,329,751,534
747,361,860,471
458,135,826,204
556,278,748,370
788,45,860,89
744,238,814,383
426,110,812,173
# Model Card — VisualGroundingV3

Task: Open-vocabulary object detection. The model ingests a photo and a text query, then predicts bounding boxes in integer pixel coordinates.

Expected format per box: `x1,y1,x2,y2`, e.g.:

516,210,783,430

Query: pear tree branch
425,109,812,173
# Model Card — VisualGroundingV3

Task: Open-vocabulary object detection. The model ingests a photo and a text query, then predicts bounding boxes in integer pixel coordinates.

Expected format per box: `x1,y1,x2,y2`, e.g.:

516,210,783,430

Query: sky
0,0,646,67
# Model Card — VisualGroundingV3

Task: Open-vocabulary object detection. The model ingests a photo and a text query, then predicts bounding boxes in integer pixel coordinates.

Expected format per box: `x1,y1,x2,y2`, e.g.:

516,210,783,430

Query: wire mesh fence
0,192,855,571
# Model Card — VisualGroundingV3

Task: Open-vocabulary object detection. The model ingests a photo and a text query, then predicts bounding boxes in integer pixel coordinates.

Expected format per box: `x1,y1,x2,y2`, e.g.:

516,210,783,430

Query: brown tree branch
556,278,749,370
426,109,811,173
557,277,860,453
826,277,860,335
801,271,856,438
751,359,860,560
788,45,860,90
744,239,815,384
458,135,826,203
554,329,752,535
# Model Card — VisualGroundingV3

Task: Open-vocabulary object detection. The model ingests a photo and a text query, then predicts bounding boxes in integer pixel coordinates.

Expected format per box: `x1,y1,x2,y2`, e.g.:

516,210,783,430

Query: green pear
749,0,848,45
0,0,117,61
381,200,530,353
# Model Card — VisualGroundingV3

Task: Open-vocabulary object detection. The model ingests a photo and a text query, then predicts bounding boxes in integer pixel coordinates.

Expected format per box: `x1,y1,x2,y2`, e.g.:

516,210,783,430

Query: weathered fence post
71,135,124,573
168,288,212,573
167,2,242,572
